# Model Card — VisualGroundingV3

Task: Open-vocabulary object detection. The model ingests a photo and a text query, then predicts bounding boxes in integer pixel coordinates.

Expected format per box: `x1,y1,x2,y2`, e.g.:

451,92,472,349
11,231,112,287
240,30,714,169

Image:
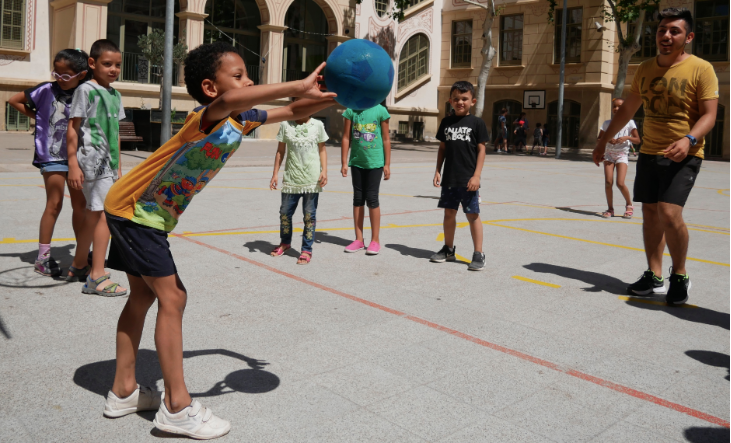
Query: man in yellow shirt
593,7,719,306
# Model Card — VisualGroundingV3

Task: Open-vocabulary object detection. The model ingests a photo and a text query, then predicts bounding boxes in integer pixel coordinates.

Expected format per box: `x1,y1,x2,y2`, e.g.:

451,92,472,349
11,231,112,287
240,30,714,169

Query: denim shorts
38,161,69,174
438,186,480,214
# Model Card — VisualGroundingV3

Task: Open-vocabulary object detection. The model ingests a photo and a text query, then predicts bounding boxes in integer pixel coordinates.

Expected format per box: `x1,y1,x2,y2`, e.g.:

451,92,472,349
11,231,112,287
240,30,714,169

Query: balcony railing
282,69,308,82
120,52,179,85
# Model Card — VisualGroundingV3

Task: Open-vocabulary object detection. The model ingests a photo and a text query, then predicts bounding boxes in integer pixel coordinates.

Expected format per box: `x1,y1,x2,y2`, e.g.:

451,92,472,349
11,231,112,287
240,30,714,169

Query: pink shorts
603,150,628,164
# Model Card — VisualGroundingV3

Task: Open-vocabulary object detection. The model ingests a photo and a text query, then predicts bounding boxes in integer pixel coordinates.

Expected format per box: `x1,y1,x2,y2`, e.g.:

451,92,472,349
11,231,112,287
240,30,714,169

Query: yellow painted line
455,253,470,264
484,217,728,236
1,237,75,244
512,276,561,288
436,233,444,242
618,296,698,309
485,221,729,267
718,189,730,197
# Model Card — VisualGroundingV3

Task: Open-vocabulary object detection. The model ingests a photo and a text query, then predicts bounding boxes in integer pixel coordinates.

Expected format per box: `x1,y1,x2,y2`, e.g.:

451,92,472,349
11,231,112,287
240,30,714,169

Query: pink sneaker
344,240,365,253
366,241,381,255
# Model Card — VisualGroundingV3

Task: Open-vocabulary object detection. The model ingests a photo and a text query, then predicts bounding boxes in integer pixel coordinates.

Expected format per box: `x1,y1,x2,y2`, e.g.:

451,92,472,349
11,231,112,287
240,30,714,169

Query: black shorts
106,213,178,278
438,187,480,214
351,166,383,208
633,153,702,207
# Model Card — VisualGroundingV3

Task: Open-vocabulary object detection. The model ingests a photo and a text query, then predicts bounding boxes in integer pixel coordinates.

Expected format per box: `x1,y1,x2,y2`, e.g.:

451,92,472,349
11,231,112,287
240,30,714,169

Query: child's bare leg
353,206,365,242
603,162,615,210
68,185,86,239
39,172,66,244
443,209,457,248
369,206,381,243
90,212,109,280
466,213,483,253
144,273,191,413
615,162,632,206
70,210,100,269
112,275,156,398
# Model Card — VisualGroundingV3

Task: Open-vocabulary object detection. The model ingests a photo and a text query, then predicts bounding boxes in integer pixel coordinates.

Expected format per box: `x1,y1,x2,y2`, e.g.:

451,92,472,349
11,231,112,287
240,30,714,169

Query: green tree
137,29,188,108
547,0,658,98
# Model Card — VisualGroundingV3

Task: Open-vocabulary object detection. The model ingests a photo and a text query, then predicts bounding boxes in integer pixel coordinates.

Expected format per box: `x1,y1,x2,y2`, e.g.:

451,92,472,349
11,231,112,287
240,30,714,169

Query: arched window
491,100,522,145
705,104,726,157
397,34,429,91
547,100,581,148
204,0,262,83
375,0,388,18
283,0,328,82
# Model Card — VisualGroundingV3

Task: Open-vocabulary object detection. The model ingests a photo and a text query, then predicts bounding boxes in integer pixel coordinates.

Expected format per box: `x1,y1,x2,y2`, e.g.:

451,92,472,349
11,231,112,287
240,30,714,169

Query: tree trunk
612,9,645,99
473,0,496,118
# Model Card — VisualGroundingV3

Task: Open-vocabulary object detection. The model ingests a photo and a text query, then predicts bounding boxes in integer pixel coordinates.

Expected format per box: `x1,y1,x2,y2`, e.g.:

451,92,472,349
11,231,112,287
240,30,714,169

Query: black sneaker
430,245,456,263
468,252,485,271
627,270,665,295
666,269,691,306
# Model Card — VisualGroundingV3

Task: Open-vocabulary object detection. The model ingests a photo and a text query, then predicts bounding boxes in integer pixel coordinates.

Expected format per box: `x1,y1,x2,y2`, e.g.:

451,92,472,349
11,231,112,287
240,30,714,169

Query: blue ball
325,39,394,111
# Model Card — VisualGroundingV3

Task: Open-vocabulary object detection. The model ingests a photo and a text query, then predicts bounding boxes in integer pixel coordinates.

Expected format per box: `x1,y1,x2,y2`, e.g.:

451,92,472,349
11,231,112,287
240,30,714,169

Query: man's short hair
450,81,475,98
659,7,693,34
89,39,120,60
184,41,239,104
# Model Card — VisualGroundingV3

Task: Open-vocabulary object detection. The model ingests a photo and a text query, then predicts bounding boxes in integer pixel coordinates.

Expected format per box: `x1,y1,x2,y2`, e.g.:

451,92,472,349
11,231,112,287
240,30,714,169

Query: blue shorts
38,161,69,174
438,187,480,214
106,213,177,278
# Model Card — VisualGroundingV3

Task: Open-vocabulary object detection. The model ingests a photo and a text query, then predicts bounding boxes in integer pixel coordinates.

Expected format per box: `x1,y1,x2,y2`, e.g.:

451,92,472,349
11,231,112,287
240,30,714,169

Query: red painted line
177,234,731,429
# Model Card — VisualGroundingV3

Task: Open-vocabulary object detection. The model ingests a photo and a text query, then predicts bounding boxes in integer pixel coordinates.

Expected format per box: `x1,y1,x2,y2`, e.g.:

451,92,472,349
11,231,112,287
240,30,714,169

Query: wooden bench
120,121,143,149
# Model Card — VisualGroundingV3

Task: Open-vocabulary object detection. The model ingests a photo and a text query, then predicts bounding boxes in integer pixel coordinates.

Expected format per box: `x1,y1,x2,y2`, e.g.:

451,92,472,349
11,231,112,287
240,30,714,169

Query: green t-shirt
276,119,329,194
343,105,390,169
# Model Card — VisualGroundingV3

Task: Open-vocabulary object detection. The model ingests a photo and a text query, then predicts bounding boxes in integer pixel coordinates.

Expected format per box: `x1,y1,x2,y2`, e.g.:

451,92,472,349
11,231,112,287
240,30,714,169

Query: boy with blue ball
431,81,487,271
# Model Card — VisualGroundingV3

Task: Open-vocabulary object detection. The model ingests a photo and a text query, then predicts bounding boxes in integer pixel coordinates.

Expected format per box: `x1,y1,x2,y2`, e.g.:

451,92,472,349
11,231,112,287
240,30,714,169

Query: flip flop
270,244,291,257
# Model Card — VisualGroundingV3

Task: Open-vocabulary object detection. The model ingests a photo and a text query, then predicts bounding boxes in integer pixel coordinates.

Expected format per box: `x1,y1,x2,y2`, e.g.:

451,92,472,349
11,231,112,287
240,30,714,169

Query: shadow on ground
386,243,434,260
684,427,730,443
685,350,730,381
0,313,10,339
624,300,730,330
243,240,299,257
523,263,626,294
316,232,352,247
74,348,280,420
0,244,76,268
556,207,605,218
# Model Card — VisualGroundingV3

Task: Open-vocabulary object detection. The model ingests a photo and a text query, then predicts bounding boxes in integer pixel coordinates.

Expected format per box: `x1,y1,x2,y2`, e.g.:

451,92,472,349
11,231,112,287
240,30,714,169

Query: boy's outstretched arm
433,142,445,187
205,62,335,125
467,142,486,192
266,98,337,125
382,119,391,180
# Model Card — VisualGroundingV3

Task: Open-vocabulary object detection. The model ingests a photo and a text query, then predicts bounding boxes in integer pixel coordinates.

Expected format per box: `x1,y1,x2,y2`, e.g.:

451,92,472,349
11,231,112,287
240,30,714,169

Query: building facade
439,0,729,158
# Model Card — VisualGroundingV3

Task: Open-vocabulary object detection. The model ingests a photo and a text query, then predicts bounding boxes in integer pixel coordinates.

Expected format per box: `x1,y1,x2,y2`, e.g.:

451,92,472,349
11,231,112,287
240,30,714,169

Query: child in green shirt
340,104,391,255
270,98,329,264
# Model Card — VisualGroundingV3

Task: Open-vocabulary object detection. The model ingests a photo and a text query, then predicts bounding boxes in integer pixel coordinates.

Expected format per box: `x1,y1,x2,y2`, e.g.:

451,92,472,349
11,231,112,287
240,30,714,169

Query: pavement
0,132,728,442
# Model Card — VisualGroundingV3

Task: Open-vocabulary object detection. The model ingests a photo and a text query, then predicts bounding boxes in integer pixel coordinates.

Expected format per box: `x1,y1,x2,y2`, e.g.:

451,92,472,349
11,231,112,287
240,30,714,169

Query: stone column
257,24,287,85
176,10,208,85
50,0,113,57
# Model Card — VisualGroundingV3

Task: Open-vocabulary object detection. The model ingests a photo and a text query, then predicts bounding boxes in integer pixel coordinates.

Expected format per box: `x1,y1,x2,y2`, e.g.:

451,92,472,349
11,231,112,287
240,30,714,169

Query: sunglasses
52,71,86,81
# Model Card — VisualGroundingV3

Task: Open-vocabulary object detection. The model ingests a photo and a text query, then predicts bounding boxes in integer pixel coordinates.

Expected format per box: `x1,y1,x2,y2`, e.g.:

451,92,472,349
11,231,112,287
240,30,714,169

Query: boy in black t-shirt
430,81,488,271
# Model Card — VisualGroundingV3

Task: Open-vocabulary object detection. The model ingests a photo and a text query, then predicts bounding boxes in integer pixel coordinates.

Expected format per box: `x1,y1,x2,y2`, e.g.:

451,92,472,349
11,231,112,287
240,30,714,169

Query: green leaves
137,29,188,68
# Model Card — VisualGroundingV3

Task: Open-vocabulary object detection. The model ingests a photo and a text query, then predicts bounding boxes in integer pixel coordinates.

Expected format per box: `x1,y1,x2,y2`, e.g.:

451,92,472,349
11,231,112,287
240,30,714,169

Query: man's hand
300,63,337,100
341,165,348,177
592,142,606,166
663,137,691,162
433,171,441,187
383,165,390,180
270,175,278,190
318,172,328,187
467,176,480,192
68,165,84,190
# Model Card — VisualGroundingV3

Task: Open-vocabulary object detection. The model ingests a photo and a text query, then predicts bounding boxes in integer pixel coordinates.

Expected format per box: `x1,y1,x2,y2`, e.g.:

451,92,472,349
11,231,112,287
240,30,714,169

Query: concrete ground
0,133,728,442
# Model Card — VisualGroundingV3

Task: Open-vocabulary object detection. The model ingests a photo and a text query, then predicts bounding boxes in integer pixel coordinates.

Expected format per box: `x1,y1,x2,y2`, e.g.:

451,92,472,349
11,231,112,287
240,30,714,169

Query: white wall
0,0,52,82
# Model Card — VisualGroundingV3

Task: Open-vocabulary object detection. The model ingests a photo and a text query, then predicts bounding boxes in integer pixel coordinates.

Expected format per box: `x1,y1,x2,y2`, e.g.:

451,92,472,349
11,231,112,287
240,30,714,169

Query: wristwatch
684,134,698,146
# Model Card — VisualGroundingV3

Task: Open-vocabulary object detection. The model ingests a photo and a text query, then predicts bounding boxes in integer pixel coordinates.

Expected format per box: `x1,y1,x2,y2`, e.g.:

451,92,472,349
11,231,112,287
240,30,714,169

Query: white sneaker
104,385,162,418
153,394,231,440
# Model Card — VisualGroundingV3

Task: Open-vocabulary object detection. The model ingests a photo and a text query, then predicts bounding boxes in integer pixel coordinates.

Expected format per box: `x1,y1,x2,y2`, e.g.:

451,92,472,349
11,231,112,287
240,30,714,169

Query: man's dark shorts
438,187,480,214
106,213,177,278
633,153,702,207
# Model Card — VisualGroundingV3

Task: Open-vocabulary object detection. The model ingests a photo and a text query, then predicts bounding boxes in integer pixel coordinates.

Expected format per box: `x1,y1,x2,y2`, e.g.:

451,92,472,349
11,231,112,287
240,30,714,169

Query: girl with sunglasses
7,49,91,277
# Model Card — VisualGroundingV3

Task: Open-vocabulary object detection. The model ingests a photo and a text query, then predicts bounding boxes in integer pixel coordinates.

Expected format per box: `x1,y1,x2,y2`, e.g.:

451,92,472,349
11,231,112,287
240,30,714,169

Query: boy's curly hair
184,42,239,104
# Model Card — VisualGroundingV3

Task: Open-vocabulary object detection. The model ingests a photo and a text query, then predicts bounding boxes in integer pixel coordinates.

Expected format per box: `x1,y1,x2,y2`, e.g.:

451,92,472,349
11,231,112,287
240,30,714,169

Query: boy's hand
270,175,278,190
68,165,84,190
663,137,690,162
341,165,348,177
467,176,480,192
318,172,328,187
383,165,390,180
433,171,441,187
300,63,337,100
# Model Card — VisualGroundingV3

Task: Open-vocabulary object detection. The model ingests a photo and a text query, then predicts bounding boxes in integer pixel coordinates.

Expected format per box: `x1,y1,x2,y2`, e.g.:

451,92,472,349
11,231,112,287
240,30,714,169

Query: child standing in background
341,104,391,255
7,49,90,277
270,98,329,264
66,39,127,296
530,123,543,155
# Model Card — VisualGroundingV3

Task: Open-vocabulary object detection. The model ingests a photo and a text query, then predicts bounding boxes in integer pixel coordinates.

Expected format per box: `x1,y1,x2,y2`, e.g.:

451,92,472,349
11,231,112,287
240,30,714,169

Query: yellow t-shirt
104,108,263,232
630,55,719,159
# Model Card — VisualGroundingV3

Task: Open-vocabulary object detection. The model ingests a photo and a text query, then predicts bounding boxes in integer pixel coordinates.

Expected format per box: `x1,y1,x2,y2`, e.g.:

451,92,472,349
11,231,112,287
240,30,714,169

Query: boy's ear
471,97,477,105
200,79,218,101
87,57,96,71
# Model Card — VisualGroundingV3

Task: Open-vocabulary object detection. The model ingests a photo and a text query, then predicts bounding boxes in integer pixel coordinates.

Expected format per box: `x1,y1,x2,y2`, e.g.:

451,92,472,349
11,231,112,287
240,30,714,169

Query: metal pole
160,0,175,144
555,0,568,159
